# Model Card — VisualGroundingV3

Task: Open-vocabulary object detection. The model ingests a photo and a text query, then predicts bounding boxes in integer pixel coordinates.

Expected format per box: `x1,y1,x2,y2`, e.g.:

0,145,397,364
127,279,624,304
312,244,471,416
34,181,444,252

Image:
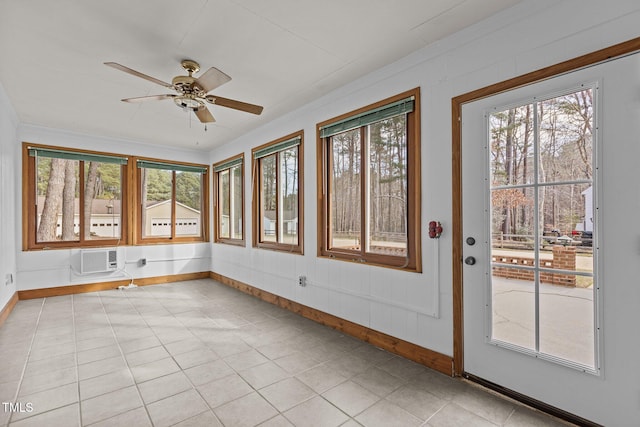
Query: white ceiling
0,0,520,151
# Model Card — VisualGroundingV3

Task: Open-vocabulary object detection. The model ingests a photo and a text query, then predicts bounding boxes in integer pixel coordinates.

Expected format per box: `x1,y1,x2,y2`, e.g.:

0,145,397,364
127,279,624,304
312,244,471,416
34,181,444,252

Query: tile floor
0,279,574,427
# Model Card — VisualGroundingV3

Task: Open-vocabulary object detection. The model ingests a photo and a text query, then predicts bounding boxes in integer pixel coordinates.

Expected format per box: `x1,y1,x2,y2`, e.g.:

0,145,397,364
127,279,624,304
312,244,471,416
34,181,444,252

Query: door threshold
462,373,602,427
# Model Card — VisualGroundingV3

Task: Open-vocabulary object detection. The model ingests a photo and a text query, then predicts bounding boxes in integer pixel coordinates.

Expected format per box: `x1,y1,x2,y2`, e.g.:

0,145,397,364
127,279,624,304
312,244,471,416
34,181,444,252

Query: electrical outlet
298,275,307,287
139,258,147,267
5,273,13,286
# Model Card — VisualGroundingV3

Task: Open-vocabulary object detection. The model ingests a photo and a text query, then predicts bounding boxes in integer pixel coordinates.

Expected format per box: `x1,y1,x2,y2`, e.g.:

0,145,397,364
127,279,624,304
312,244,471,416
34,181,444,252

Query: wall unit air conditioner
80,249,118,274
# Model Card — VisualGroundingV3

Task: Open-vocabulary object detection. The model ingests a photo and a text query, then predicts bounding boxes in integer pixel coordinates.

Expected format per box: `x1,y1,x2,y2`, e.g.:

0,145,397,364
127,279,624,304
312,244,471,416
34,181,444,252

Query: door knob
466,237,476,246
464,256,476,265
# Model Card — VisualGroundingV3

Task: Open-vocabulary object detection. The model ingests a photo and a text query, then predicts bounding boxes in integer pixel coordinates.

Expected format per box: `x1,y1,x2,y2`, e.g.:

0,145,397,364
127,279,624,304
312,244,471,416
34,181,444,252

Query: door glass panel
491,186,536,266
488,87,595,369
491,267,536,350
538,89,593,184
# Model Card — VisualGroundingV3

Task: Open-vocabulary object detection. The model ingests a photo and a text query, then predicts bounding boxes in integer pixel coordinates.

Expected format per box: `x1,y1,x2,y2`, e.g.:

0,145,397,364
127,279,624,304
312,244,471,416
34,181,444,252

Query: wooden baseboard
17,272,210,300
0,292,19,327
210,271,454,376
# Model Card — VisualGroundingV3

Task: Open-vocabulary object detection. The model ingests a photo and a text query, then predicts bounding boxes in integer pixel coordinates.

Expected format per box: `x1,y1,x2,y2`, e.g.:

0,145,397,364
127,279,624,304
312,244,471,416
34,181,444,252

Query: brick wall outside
492,245,576,287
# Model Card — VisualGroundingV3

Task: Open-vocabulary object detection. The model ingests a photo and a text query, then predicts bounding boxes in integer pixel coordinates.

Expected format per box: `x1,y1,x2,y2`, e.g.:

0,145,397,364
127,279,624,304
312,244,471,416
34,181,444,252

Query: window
136,159,209,243
23,143,128,250
252,131,303,253
317,88,421,271
213,154,244,245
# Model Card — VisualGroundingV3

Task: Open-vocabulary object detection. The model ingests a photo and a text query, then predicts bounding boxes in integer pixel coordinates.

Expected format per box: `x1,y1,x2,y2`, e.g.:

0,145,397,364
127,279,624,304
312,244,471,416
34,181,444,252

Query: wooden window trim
251,131,304,254
213,153,245,246
133,156,209,245
316,88,422,272
22,142,130,250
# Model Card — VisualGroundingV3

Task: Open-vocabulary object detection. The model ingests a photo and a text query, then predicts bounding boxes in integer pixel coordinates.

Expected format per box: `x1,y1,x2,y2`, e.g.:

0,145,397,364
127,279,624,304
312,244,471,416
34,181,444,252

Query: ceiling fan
105,59,263,123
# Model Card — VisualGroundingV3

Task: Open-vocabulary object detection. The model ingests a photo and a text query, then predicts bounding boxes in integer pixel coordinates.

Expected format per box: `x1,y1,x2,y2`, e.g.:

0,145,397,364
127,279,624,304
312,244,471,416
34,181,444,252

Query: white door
462,53,640,424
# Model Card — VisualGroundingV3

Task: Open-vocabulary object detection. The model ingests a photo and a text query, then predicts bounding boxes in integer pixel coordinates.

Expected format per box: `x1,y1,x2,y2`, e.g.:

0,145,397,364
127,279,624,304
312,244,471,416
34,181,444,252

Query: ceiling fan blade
121,94,176,103
195,67,232,93
105,62,173,89
194,106,215,123
205,95,263,115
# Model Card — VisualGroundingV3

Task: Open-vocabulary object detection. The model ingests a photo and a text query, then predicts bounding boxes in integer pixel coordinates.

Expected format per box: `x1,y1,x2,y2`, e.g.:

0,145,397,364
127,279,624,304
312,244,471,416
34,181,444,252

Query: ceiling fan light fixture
174,96,204,111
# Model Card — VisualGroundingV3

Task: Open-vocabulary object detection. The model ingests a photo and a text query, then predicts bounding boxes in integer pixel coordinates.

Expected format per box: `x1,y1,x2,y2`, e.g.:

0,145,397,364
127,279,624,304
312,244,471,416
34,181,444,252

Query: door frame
451,37,640,377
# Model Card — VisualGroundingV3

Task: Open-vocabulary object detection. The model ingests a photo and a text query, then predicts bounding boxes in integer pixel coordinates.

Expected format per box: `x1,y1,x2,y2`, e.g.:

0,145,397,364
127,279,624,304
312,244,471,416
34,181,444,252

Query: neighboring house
144,200,201,236
263,210,297,236
36,197,200,238
574,187,593,232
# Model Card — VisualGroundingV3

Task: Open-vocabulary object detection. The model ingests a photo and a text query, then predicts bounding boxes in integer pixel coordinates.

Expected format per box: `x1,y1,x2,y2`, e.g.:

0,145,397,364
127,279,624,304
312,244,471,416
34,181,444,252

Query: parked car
571,230,593,247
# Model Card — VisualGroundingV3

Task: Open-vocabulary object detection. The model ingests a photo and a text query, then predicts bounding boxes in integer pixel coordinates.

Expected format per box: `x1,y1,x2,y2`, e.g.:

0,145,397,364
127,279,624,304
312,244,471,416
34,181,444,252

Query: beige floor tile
171,410,223,427
130,357,181,383
138,371,193,404
453,386,516,425
79,368,134,400
87,407,152,427
18,366,77,397
386,383,447,421
427,403,498,426
197,373,253,408
351,366,406,397
173,347,218,369
238,361,290,389
80,385,142,426
124,345,170,367
0,280,575,427
214,392,279,427
78,355,127,381
224,348,270,371
259,377,316,412
8,402,79,427
11,382,78,422
355,399,423,427
322,380,380,417
146,388,209,427
295,363,347,393
77,344,121,365
283,395,349,427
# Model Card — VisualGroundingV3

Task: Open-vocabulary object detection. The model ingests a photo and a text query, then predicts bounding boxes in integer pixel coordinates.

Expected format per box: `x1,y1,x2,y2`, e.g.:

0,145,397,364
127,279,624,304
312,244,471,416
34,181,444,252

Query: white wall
15,125,211,290
209,1,640,422
0,82,18,311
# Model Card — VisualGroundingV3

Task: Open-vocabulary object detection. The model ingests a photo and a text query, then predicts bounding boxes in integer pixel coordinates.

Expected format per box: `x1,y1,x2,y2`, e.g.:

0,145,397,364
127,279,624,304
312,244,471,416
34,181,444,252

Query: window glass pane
367,116,407,256
280,147,298,245
175,171,202,237
85,162,122,240
330,129,361,250
491,186,536,265
539,274,595,367
491,267,536,350
219,170,230,239
141,168,172,237
260,155,277,243
231,165,243,239
36,157,80,243
538,89,593,183
490,104,535,187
